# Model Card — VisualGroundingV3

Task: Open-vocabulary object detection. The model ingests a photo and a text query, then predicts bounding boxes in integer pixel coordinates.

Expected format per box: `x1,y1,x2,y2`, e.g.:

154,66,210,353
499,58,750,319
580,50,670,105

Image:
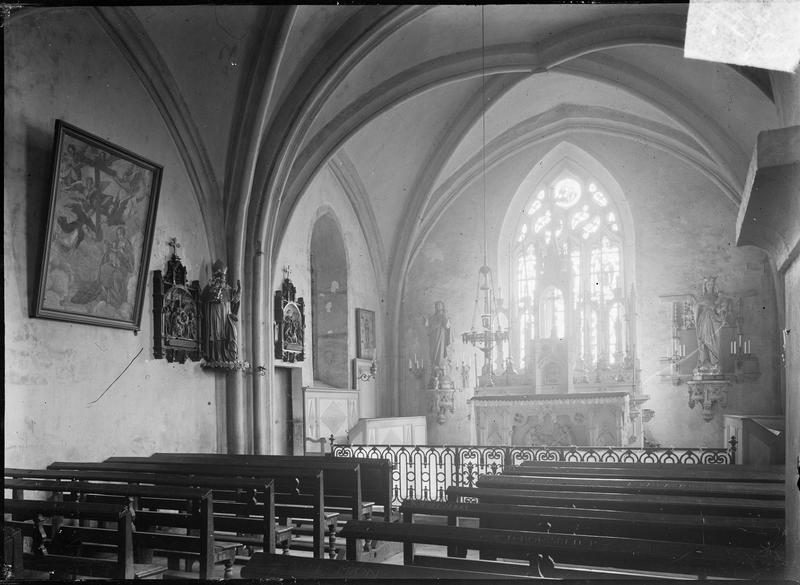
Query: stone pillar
226,370,246,454
736,125,799,578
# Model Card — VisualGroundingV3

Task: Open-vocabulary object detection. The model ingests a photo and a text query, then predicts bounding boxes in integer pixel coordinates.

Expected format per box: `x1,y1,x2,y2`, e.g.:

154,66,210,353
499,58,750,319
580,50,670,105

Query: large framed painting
356,308,376,359
34,120,162,331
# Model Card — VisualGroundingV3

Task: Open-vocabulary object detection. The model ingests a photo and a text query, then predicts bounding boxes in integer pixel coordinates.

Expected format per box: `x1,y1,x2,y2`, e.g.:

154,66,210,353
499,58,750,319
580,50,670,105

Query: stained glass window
513,171,626,370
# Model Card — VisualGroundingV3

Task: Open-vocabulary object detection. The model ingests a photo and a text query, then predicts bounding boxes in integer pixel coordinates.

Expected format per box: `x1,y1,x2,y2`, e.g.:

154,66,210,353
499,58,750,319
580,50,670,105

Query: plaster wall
273,164,382,415
4,8,219,468
404,134,780,447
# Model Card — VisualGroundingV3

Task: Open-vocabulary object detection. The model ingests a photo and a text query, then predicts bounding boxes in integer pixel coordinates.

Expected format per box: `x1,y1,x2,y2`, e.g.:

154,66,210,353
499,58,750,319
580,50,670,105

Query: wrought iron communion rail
330,441,736,505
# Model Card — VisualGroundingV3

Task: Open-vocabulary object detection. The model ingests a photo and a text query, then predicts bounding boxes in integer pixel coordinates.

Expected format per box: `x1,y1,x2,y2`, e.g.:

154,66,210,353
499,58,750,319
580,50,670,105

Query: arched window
514,173,626,370
311,212,349,388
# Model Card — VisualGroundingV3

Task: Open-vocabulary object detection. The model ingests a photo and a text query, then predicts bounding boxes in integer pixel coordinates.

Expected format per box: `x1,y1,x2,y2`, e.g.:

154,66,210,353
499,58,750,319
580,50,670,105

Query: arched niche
310,212,349,388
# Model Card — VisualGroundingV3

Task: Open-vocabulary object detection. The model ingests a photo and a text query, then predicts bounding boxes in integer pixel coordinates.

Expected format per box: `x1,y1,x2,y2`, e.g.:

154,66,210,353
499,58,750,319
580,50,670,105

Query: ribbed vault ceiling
97,4,780,281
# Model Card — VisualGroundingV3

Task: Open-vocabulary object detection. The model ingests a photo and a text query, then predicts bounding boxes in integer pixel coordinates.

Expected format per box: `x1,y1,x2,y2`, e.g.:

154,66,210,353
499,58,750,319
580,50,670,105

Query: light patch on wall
423,242,445,263
330,280,339,293
325,301,333,313
685,0,800,72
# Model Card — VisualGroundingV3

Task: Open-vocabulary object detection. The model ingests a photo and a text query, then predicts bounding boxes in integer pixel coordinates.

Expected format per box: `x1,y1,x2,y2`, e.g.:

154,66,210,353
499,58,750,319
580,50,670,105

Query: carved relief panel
274,271,306,362
153,240,201,363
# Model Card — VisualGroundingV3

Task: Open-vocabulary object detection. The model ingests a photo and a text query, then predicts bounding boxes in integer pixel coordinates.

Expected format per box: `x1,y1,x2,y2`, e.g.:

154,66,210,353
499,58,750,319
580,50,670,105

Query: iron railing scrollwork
331,440,736,505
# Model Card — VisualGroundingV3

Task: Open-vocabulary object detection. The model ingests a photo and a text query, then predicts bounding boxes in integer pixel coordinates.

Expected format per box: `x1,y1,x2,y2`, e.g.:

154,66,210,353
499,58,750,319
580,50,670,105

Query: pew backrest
149,452,394,518
483,472,785,499
446,485,785,517
339,519,780,578
516,462,784,483
399,499,784,548
110,455,365,519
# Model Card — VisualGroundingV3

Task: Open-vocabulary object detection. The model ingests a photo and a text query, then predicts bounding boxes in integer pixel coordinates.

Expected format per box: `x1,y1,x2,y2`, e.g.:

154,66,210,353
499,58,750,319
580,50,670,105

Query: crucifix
168,237,182,258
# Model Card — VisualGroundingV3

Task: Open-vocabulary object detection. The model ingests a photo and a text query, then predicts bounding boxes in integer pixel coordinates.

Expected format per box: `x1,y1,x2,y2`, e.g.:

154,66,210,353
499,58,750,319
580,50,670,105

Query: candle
408,357,412,370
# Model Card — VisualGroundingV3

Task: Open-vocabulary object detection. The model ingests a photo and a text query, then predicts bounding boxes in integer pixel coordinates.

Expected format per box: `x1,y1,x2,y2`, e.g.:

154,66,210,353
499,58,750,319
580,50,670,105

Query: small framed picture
356,308,376,360
34,120,162,331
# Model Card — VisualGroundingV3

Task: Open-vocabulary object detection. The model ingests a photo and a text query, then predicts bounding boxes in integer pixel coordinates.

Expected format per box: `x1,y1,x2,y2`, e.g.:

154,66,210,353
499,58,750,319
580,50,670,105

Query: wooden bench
92,458,340,558
399,498,784,549
338,519,781,579
6,467,289,558
125,453,380,558
3,526,23,580
150,452,395,521
5,478,236,579
484,472,786,499
48,460,330,558
4,498,163,580
516,461,785,483
240,551,535,580
450,485,785,518
121,454,372,521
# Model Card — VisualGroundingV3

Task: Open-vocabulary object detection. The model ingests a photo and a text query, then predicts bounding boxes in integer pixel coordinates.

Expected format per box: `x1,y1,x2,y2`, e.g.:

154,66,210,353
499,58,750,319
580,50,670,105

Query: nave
4,3,799,583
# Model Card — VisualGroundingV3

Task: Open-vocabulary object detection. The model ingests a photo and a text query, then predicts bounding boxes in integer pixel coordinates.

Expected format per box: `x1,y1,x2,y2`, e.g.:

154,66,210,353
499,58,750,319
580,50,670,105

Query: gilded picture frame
34,120,162,331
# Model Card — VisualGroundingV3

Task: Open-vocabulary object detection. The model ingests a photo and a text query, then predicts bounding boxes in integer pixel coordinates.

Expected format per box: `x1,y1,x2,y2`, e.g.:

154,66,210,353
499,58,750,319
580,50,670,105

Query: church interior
4,4,799,581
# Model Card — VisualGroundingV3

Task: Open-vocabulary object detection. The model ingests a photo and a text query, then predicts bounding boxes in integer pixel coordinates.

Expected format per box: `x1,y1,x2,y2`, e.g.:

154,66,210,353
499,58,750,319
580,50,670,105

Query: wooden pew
3,526,23,580
91,458,340,558
399,499,784,549
149,452,395,521
5,478,236,579
5,467,287,557
240,551,535,580
112,454,374,558
47,460,329,559
483,472,786,499
3,499,163,580
111,454,370,521
516,461,785,483
448,485,784,518
338,519,781,579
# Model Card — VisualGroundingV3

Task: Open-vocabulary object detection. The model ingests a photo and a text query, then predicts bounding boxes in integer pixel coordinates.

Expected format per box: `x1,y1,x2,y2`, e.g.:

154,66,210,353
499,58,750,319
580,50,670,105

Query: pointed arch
498,142,637,371
497,142,636,292
310,208,350,389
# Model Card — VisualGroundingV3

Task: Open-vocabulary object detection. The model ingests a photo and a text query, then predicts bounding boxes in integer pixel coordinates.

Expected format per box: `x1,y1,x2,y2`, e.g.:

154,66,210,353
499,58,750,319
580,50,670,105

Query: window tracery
513,171,628,372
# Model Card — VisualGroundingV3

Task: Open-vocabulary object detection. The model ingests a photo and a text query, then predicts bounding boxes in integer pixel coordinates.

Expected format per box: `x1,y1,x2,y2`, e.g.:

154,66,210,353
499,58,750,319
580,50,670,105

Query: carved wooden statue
201,259,242,368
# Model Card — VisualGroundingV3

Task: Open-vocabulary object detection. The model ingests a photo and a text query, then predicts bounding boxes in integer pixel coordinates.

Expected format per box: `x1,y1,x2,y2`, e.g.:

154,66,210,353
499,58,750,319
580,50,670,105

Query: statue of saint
695,277,728,375
425,300,453,389
201,260,241,366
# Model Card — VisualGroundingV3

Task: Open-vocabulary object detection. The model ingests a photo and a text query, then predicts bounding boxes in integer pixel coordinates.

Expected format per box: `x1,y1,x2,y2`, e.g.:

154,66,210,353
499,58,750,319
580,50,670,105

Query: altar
472,388,638,446
469,341,650,448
